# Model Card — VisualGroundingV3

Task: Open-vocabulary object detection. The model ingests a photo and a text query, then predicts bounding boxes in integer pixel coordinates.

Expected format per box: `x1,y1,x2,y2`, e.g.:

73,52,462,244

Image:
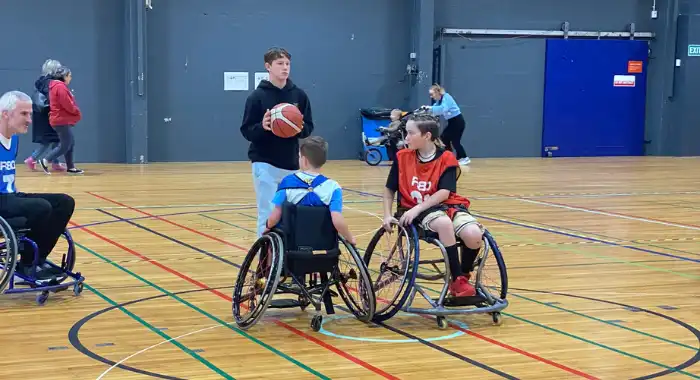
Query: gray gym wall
0,0,697,163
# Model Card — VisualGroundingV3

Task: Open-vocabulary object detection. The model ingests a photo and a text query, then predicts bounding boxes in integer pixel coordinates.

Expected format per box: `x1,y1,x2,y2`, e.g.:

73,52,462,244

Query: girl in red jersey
382,114,482,297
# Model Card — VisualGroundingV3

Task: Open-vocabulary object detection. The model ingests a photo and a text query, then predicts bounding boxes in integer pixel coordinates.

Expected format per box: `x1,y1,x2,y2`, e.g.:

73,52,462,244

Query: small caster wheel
492,312,502,326
36,291,49,305
310,315,323,332
73,282,84,296
436,316,448,329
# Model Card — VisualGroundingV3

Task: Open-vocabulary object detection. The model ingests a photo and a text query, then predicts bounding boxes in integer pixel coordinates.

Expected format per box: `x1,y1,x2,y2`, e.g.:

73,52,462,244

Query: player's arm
265,190,286,231
240,94,269,143
297,91,314,138
328,187,355,244
382,161,399,229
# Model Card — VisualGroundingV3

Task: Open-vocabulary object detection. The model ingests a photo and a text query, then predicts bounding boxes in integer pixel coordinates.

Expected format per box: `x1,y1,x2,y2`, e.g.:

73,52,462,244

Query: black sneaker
16,262,56,282
67,168,84,174
38,159,51,175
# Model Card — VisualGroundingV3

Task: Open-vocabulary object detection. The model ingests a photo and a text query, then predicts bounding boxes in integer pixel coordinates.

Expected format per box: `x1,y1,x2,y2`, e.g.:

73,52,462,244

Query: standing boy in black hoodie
240,47,314,236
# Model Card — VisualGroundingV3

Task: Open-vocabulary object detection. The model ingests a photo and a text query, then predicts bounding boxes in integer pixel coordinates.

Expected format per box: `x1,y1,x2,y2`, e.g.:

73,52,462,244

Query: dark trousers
440,114,467,159
44,125,75,169
0,193,75,265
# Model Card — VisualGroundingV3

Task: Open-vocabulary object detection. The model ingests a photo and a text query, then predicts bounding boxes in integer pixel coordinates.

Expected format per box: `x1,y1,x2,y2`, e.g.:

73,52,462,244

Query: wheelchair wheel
232,232,283,330
334,237,376,323
0,217,18,294
475,230,508,304
363,223,419,322
364,148,383,166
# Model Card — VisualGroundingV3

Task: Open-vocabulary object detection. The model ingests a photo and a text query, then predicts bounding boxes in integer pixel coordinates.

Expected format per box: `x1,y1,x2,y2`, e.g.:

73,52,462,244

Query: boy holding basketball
264,136,355,245
240,47,315,236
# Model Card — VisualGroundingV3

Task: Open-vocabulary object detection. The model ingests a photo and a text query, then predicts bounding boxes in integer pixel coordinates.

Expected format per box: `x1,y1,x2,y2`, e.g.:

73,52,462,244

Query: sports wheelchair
363,216,508,329
0,216,84,305
232,203,376,331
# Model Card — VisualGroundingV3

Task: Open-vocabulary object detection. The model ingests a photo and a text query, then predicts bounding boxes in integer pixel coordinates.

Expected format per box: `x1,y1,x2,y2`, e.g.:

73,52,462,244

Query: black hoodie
240,79,314,170
31,75,59,144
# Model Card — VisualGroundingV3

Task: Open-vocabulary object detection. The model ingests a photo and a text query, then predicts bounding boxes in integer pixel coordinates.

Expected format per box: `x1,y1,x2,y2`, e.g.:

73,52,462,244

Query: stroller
362,107,429,166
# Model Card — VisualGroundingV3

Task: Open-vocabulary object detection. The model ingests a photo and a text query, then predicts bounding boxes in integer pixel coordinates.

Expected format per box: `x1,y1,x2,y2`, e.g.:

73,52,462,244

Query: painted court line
82,283,234,379
201,212,597,379
343,203,699,377
344,188,700,266
77,197,398,379
517,197,700,232
94,208,515,379
72,236,329,379
97,323,230,379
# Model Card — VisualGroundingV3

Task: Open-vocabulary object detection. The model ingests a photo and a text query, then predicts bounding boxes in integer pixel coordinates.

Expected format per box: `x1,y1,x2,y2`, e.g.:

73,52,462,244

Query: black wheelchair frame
232,203,376,331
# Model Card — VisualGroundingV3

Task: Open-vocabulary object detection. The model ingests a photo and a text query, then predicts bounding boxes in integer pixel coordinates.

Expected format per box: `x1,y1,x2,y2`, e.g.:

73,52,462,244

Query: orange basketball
270,103,304,138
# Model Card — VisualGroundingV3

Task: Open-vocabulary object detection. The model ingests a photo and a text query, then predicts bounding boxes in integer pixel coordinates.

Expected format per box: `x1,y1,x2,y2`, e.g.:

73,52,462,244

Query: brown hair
407,114,445,148
300,136,328,168
264,47,291,64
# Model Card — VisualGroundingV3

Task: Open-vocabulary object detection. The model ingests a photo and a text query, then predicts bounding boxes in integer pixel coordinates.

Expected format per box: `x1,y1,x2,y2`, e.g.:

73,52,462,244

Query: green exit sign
689,45,700,56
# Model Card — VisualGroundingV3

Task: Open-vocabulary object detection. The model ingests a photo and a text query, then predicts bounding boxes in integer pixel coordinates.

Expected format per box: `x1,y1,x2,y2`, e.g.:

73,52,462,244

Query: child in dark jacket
38,66,83,175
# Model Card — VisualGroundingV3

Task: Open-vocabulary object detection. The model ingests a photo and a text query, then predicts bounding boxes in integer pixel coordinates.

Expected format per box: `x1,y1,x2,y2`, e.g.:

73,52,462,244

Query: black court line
510,287,700,380
69,287,231,380
96,209,519,378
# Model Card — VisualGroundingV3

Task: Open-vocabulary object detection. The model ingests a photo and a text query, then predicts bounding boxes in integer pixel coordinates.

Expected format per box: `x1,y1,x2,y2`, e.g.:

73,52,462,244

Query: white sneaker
458,157,471,166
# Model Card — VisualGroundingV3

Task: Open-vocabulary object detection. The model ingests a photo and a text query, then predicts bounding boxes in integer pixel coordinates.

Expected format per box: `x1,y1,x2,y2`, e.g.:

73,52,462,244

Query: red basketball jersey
396,149,471,213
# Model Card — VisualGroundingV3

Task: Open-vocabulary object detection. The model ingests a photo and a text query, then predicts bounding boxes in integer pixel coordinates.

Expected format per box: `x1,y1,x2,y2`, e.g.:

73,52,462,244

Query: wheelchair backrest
281,202,339,252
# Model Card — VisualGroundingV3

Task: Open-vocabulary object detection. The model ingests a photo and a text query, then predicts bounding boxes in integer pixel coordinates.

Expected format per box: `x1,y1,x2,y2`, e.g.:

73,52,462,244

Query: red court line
72,207,398,379
87,192,598,379
366,291,598,380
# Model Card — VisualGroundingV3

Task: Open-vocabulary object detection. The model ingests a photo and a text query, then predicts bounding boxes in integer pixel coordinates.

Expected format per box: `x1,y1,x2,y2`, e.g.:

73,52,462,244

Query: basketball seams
270,103,303,137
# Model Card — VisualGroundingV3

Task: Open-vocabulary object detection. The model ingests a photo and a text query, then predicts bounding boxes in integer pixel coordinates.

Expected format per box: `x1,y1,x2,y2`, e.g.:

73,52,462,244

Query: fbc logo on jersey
411,176,432,192
0,160,15,171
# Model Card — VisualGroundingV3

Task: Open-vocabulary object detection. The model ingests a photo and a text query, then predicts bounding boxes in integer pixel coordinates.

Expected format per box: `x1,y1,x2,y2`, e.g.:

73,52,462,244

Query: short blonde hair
429,84,446,95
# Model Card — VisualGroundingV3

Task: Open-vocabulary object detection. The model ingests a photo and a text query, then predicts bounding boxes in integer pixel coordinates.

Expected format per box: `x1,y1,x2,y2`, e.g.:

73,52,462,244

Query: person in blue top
422,84,470,166
0,91,76,281
263,136,355,245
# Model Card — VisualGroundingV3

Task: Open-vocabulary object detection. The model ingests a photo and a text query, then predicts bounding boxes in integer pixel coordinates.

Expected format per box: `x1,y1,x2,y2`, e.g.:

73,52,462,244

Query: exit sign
689,44,700,56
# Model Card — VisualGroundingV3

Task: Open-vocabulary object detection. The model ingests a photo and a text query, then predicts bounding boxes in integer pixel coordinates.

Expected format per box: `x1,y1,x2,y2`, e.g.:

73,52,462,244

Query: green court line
482,211,700,280
207,211,700,376
409,230,699,352
75,242,329,380
508,292,698,351
83,283,234,379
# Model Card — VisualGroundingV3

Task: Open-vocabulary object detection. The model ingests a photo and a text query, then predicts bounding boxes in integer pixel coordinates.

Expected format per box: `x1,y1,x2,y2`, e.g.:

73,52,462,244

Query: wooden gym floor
1,157,698,380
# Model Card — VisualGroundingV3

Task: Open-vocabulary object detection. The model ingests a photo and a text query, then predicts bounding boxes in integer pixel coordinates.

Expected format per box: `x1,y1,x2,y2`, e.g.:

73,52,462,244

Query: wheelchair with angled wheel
232,202,376,331
363,214,508,329
0,216,84,305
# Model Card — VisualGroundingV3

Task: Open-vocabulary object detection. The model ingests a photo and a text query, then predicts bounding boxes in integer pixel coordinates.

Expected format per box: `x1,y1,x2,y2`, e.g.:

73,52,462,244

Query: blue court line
343,188,700,264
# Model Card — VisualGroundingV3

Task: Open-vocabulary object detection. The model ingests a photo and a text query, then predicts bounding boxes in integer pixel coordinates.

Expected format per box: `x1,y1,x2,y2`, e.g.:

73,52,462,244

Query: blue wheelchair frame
0,216,84,305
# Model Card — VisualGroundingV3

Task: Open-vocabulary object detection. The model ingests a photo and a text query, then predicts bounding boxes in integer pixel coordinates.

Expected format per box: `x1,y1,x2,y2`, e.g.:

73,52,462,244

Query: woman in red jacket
39,66,83,174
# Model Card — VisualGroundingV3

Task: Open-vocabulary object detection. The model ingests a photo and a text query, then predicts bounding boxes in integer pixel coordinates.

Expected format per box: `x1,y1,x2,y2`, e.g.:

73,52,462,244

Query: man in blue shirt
264,136,355,245
0,91,76,281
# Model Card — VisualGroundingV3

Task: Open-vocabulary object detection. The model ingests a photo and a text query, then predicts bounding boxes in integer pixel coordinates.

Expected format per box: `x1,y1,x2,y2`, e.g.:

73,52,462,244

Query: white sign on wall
613,75,636,87
254,72,269,88
224,72,249,91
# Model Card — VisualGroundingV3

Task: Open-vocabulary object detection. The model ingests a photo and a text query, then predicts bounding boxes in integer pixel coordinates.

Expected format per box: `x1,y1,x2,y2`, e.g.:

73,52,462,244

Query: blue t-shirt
272,172,343,213
0,135,18,194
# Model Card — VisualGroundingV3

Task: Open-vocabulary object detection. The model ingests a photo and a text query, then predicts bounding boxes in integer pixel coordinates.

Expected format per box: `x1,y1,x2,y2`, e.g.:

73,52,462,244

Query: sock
461,247,480,274
445,244,462,281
